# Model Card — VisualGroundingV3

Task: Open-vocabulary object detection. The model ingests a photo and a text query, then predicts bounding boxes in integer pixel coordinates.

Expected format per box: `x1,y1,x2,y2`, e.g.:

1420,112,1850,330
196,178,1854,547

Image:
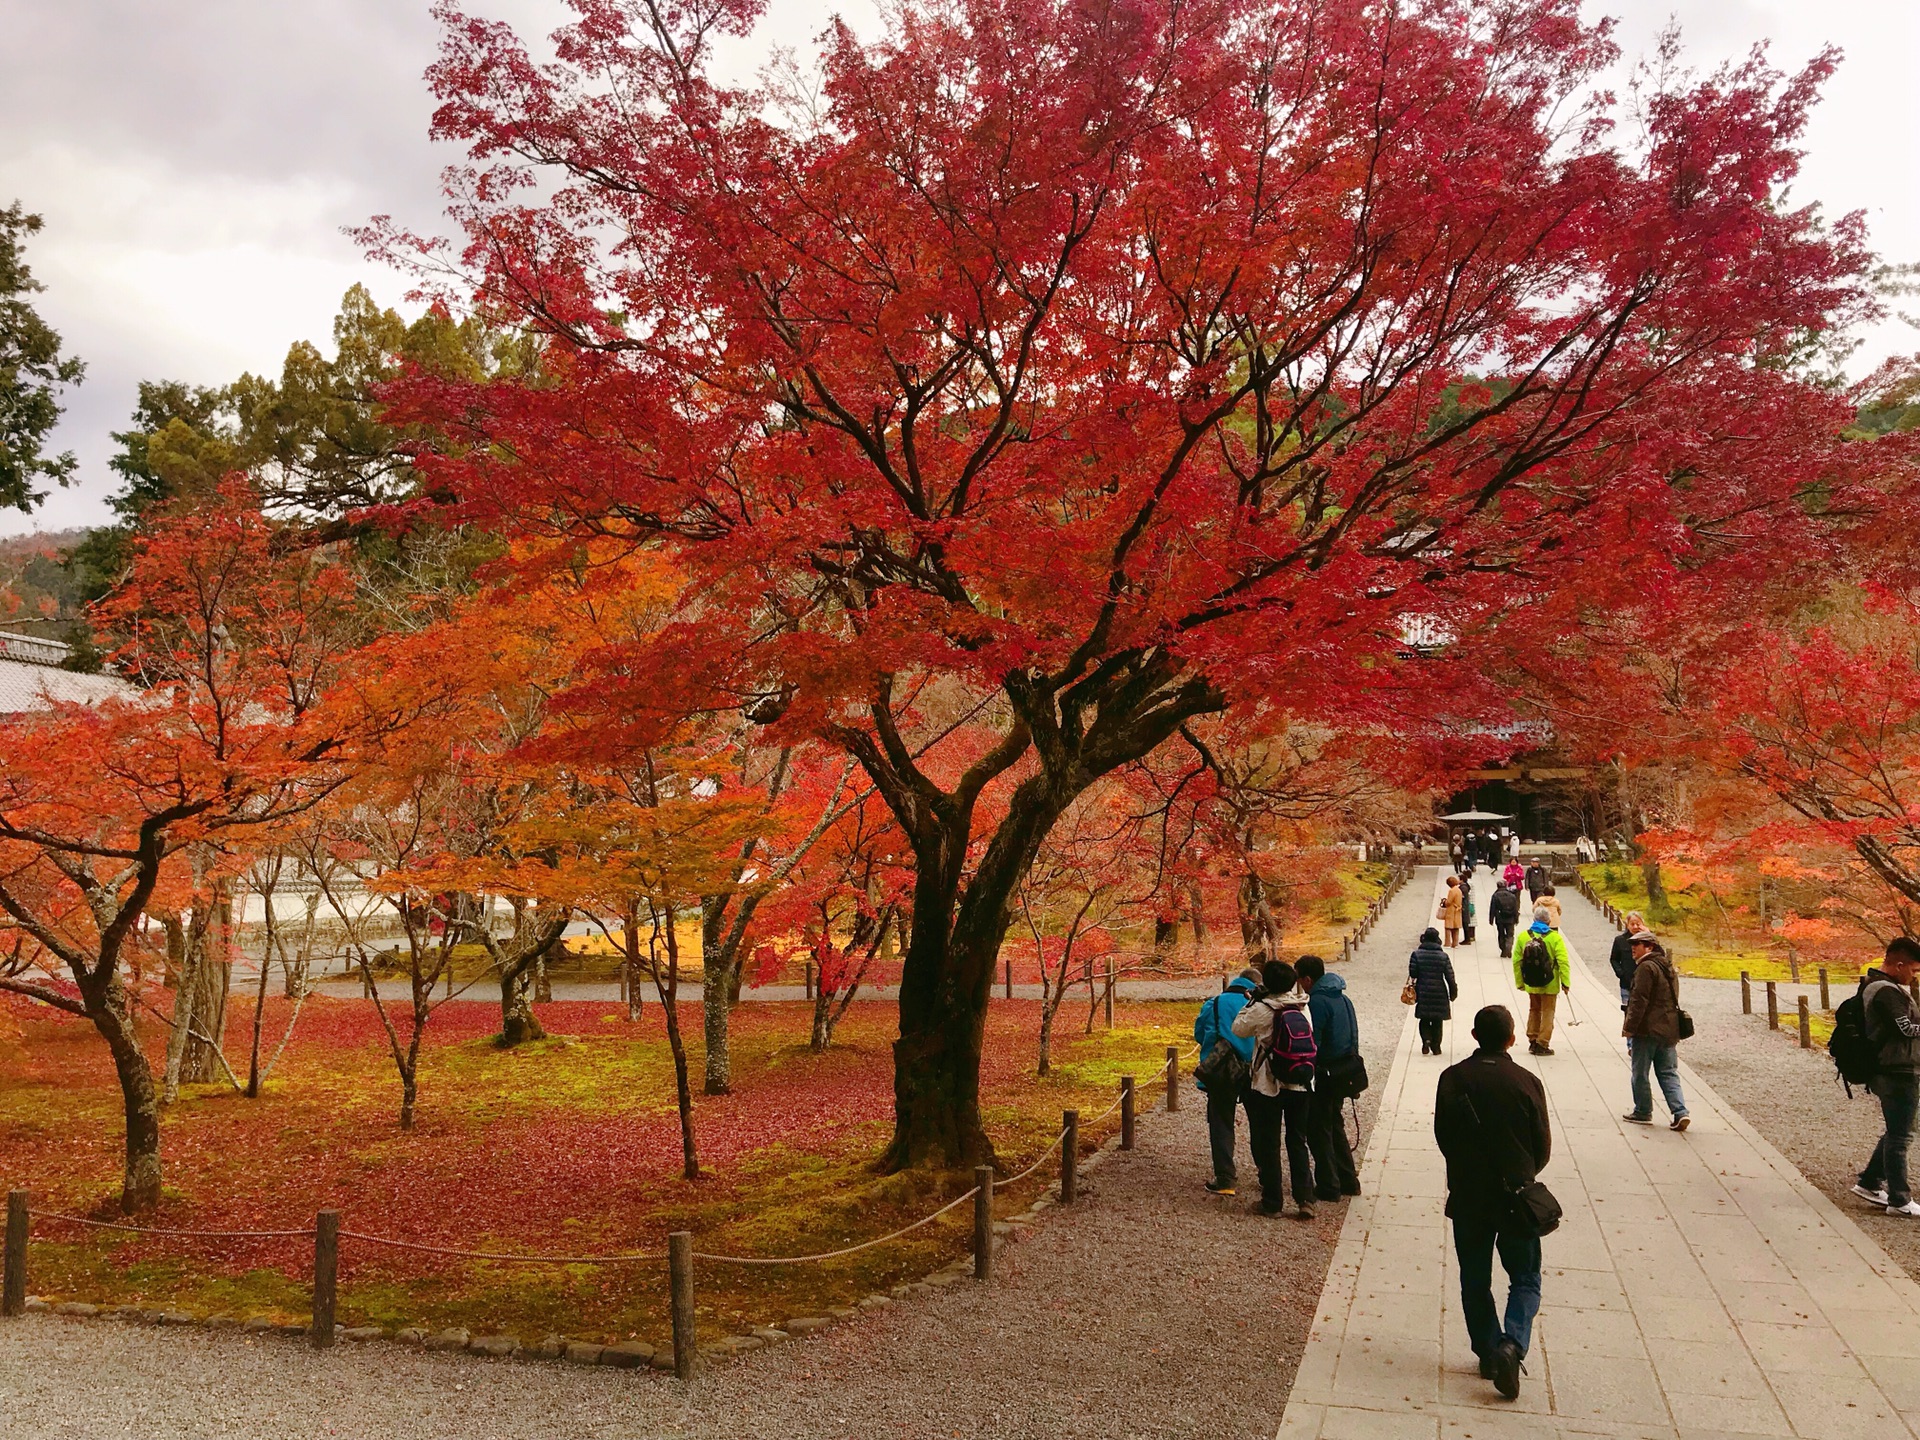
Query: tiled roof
0,633,129,712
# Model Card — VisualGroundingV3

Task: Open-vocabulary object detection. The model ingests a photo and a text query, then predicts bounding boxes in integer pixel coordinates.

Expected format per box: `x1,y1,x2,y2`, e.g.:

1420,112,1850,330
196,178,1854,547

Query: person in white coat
1232,959,1320,1219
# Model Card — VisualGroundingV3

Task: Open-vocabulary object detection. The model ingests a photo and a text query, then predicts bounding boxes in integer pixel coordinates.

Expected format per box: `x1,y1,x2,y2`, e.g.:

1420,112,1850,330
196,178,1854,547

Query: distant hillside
0,527,92,640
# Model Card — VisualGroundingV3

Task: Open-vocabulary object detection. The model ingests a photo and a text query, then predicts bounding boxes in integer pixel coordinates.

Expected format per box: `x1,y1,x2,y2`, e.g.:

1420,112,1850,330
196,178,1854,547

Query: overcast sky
2,0,1913,537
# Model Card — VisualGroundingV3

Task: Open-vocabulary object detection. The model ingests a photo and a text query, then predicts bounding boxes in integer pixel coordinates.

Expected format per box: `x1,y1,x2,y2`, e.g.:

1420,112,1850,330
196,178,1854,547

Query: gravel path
0,881,1433,1440
1555,890,1920,1287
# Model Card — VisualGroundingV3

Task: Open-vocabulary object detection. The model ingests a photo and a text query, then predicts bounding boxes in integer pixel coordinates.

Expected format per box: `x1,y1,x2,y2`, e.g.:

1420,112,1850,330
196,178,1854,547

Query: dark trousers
1419,1017,1445,1052
1496,923,1515,959
1245,1087,1314,1209
1452,1213,1543,1361
1863,1072,1920,1207
1307,1086,1359,1197
1205,1081,1244,1184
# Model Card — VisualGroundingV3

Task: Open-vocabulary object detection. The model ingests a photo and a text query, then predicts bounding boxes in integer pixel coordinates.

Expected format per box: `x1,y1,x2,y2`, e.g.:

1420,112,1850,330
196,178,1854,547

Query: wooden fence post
310,1210,338,1348
973,1167,994,1281
669,1231,697,1379
3,1190,25,1318
1798,996,1811,1050
1766,981,1779,1030
1103,955,1115,1028
804,959,813,1000
1120,1076,1136,1152
1820,967,1830,1012
1165,1046,1181,1112
1060,1111,1079,1204
1741,971,1751,1015
1005,958,1012,1000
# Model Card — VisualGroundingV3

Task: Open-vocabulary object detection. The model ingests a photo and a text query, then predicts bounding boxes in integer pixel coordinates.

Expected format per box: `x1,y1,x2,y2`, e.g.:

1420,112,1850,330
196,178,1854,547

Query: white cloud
1,0,1909,538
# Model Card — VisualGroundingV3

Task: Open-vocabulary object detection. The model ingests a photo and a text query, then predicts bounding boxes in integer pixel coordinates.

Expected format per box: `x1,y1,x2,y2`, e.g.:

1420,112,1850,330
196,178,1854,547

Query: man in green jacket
1510,905,1572,1056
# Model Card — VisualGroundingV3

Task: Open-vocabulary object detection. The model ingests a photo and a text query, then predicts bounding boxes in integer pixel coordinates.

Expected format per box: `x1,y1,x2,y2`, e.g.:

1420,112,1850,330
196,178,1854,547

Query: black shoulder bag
1461,1088,1560,1238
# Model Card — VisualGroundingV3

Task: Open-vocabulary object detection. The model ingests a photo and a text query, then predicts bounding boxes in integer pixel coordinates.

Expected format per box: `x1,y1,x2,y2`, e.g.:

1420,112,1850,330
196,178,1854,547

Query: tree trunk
178,889,232,1085
1037,988,1058,1076
701,894,733,1095
810,986,833,1052
1187,881,1207,946
94,992,162,1212
492,905,567,1047
655,911,700,1181
498,966,547,1046
1642,857,1670,910
1154,915,1177,955
885,784,1061,1171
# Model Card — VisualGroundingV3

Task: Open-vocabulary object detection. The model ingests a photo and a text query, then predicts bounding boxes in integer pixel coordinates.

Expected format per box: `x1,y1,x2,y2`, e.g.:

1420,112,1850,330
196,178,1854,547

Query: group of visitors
1194,860,1920,1407
1452,829,1510,871
1193,955,1364,1220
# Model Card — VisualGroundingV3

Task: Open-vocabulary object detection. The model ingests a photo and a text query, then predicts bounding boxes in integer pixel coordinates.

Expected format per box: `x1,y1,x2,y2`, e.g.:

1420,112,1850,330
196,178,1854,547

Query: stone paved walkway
1280,868,1920,1440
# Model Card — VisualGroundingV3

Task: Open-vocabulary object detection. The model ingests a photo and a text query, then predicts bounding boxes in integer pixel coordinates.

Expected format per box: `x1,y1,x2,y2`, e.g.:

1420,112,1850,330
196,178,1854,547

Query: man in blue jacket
1297,953,1363,1199
1194,965,1262,1195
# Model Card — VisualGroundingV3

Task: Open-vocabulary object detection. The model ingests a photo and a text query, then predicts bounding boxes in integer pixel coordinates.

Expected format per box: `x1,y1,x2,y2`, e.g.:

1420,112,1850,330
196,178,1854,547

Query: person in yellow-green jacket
1510,905,1572,1056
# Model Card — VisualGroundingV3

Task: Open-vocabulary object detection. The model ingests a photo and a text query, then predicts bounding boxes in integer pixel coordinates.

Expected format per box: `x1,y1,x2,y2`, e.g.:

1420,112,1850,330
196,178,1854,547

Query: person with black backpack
1233,959,1320,1219
1489,881,1521,961
1510,906,1571,1056
1193,965,1262,1196
1846,937,1920,1215
1524,861,1548,904
1296,953,1365,1200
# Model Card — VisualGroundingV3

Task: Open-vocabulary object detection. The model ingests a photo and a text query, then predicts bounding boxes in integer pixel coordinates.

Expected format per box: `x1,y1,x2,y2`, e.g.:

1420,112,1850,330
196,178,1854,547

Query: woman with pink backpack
1232,959,1321,1220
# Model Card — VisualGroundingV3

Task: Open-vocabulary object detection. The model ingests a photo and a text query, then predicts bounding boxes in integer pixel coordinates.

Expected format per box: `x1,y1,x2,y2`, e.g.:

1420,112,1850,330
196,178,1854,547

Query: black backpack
1830,980,1881,1095
1519,935,1554,989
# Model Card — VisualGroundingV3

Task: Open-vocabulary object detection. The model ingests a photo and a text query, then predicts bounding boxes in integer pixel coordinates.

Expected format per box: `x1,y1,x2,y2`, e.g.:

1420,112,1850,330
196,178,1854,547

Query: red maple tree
375,0,1877,1166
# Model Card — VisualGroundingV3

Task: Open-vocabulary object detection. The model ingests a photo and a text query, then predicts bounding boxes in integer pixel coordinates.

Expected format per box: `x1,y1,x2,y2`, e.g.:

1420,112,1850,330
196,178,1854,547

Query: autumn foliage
357,0,1884,1164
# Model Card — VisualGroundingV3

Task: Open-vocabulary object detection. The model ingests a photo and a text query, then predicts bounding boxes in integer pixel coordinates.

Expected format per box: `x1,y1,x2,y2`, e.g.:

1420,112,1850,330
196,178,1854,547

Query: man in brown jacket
1621,931,1689,1132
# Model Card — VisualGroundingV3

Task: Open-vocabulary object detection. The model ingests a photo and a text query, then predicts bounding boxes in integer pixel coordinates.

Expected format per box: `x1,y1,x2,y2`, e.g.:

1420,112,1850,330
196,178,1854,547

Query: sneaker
1314,1189,1341,1203
1887,1201,1920,1218
1533,1045,1555,1056
1670,1115,1691,1133
1252,1200,1286,1216
1623,1112,1655,1126
1489,1337,1524,1399
1340,1182,1363,1197
1296,1202,1317,1221
1851,1183,1890,1207
1205,1179,1237,1196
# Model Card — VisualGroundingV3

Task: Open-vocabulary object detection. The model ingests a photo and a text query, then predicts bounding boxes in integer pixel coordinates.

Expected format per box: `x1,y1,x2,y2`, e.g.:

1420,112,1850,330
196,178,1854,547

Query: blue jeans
1630,1040,1687,1120
1863,1072,1920,1207
1452,1215,1542,1361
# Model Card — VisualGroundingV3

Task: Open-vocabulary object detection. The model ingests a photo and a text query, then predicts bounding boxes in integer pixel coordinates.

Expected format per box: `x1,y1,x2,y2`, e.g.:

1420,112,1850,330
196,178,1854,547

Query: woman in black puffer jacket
1409,927,1459,1055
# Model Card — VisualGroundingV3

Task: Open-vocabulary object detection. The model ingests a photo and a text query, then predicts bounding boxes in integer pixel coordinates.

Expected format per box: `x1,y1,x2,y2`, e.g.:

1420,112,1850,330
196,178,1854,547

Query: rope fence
0,1047,1185,1380
3,863,1403,1374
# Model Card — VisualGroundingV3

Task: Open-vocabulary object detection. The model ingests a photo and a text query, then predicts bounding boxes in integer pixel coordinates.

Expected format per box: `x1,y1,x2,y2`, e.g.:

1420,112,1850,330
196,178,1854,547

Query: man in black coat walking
1434,1005,1552,1400
1488,882,1521,961
1523,861,1548,904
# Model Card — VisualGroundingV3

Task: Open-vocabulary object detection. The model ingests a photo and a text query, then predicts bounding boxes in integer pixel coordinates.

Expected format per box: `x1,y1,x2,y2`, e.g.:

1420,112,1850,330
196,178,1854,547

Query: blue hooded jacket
1306,971,1360,1058
1193,976,1259,1090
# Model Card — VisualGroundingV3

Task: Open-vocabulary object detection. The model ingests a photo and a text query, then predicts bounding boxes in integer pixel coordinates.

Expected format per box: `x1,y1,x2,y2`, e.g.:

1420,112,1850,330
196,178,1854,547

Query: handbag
1400,979,1418,1006
1508,1178,1563,1237
1676,1009,1695,1041
1193,997,1250,1091
1321,1050,1370,1099
1195,1037,1249,1091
